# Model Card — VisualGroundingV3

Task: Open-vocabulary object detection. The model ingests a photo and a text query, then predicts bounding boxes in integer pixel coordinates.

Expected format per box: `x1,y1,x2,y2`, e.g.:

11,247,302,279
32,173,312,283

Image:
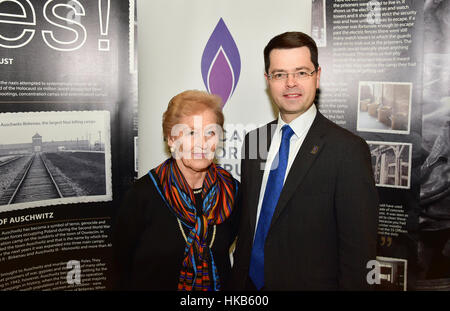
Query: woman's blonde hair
162,90,224,141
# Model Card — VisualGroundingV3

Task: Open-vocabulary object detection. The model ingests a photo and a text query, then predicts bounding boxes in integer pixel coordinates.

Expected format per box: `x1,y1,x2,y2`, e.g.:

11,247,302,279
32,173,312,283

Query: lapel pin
311,145,319,154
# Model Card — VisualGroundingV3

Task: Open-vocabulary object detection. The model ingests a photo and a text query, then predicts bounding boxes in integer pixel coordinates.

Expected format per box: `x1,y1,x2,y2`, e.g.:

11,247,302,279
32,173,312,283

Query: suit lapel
270,112,328,228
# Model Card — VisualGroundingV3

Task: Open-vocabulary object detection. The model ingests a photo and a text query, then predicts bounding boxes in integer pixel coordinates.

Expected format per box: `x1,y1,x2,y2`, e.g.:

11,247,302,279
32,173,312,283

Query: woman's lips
192,152,208,159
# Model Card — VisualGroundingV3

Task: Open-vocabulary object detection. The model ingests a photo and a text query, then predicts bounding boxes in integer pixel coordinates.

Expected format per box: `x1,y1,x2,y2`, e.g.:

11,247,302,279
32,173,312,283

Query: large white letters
0,0,36,48
42,0,87,51
0,0,89,51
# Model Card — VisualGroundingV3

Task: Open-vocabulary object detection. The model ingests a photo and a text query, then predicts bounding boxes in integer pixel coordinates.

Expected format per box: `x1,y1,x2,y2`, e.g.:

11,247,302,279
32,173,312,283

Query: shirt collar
277,104,317,138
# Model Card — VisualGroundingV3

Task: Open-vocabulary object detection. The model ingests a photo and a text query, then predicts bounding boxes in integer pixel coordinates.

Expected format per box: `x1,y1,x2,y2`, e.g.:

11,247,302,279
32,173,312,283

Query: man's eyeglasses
266,70,316,81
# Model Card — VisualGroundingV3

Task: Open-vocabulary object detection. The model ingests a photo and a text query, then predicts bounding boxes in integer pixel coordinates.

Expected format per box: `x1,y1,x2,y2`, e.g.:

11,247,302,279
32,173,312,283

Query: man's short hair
264,32,319,73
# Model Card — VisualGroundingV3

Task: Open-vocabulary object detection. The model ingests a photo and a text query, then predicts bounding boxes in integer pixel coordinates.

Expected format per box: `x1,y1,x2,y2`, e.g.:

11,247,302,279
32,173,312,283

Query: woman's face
168,109,221,173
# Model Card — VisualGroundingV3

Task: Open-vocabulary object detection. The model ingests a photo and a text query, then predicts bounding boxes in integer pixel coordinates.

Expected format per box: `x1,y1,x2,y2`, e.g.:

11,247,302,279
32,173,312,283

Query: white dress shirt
254,104,317,235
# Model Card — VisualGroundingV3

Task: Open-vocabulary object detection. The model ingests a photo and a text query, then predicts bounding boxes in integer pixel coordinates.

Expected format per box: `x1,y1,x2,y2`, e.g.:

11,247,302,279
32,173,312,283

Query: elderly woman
114,90,240,291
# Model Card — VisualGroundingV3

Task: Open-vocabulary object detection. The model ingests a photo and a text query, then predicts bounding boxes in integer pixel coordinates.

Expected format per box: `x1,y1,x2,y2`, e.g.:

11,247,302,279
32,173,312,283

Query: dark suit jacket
231,110,379,290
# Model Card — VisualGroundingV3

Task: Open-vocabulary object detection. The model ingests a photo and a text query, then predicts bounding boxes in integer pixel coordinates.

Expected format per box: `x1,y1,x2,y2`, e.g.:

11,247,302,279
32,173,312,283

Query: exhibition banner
0,0,138,290
313,0,449,290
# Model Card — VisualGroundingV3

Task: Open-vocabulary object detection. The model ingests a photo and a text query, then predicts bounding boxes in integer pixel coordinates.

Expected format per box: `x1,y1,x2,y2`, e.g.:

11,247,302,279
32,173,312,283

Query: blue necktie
249,124,295,290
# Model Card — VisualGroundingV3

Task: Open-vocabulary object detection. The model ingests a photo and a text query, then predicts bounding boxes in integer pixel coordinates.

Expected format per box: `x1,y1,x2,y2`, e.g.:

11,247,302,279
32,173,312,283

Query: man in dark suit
231,32,379,290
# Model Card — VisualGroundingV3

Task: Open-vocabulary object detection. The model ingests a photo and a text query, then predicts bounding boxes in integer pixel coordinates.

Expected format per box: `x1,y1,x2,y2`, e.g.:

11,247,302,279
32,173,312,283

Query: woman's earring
170,146,175,153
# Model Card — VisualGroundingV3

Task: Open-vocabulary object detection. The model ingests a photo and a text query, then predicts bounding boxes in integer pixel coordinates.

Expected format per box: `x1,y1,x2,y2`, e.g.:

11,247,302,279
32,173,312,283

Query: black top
113,171,240,290
193,189,203,216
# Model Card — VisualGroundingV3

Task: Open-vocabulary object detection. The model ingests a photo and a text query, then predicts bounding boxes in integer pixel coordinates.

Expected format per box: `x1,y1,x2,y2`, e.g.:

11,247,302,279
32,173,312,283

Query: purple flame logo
201,18,241,107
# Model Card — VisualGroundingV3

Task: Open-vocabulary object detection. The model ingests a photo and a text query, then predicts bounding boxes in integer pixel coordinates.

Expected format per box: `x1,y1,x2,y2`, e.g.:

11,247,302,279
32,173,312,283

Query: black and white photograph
368,141,412,189
417,0,450,289
376,256,408,291
0,111,112,212
311,0,326,47
357,82,412,134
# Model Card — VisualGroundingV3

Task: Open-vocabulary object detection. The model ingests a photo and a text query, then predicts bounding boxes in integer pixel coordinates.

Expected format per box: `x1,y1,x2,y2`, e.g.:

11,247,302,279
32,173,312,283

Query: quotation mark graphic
380,236,392,247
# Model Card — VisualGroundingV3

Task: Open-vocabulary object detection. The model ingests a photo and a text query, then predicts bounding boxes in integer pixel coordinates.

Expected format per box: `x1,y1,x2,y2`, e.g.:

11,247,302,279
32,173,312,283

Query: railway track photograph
0,111,112,212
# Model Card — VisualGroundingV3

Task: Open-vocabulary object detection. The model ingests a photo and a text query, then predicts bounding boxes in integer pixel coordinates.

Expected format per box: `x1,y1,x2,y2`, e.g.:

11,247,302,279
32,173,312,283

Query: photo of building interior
358,82,411,133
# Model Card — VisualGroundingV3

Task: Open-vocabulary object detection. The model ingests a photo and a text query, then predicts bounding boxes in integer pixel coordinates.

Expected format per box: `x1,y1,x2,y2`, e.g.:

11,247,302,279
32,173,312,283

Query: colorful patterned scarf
151,157,238,291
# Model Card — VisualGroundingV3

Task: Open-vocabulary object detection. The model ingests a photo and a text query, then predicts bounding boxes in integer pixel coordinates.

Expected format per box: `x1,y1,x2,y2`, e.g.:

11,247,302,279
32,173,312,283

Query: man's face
266,47,321,123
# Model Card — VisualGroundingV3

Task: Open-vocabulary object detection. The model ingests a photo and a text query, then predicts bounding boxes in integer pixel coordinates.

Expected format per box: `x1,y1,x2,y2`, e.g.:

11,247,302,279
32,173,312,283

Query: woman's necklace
177,187,216,247
177,218,216,248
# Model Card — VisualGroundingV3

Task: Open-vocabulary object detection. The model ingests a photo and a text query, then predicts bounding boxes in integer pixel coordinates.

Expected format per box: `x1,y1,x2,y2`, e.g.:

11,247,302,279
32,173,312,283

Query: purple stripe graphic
209,49,234,105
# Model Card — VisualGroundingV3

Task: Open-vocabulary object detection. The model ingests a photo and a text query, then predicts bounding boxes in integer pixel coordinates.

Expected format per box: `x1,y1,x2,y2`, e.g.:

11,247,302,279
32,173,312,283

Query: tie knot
281,125,295,141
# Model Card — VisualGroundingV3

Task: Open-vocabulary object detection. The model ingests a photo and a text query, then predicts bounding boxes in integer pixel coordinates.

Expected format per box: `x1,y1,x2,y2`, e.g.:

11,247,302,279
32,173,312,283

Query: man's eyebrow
295,66,313,71
270,66,313,73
